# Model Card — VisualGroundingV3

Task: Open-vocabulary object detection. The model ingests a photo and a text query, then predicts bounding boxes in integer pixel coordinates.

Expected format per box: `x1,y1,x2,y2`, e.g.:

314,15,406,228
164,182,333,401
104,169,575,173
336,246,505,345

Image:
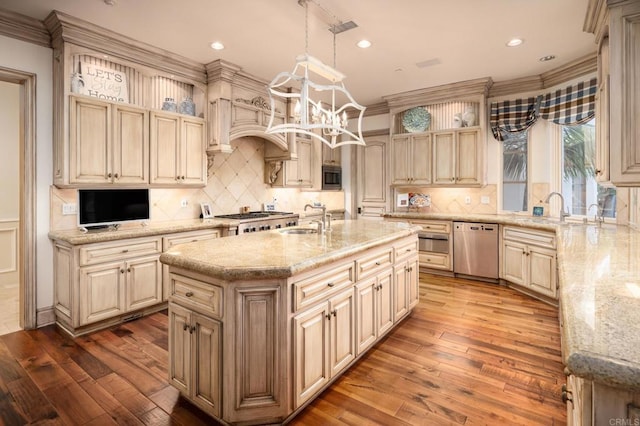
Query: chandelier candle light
266,0,366,148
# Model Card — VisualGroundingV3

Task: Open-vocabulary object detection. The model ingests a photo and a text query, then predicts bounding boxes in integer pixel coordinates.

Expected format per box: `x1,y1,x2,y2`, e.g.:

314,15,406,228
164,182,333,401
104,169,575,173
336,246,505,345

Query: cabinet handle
192,239,198,242
451,177,455,182
325,313,332,320
332,310,337,317
114,173,119,179
595,169,602,175
375,261,381,266
122,249,129,253
120,269,125,274
327,282,334,287
183,324,189,331
185,291,194,297
107,173,112,178
127,267,131,273
182,176,186,180
561,390,573,404
406,248,412,252
190,326,196,334
408,266,413,272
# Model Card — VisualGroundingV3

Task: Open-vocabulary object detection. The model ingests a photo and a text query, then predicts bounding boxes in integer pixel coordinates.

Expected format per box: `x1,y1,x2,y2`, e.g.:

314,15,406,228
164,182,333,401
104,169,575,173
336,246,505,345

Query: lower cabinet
355,268,394,354
293,287,355,407
169,302,221,418
501,226,557,299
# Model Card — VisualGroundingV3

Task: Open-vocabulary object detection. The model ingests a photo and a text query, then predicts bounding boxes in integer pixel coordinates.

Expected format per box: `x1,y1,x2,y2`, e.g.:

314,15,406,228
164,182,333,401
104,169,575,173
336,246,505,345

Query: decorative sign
78,61,129,103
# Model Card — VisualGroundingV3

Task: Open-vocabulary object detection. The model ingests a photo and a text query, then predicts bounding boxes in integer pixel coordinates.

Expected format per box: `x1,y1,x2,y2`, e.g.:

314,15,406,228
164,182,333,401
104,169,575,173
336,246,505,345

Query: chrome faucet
588,203,603,226
304,204,329,232
544,192,570,222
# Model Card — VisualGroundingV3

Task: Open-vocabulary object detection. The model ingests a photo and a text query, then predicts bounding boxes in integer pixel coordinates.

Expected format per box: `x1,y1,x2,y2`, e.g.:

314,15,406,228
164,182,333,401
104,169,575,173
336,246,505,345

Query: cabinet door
180,117,206,185
528,246,557,298
329,289,355,378
502,240,527,286
69,96,111,184
432,131,456,184
390,135,410,184
377,269,394,336
596,73,610,183
407,256,420,309
125,255,162,312
411,134,431,185
283,159,300,186
79,261,125,325
322,143,341,165
297,138,314,187
168,303,191,394
150,112,180,185
113,104,149,184
393,264,409,322
456,129,481,185
191,312,221,418
355,278,377,355
293,302,330,407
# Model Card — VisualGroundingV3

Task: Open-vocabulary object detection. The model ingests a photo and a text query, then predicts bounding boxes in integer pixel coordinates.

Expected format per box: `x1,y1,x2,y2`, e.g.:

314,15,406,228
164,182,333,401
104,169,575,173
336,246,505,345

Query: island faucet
304,204,328,232
544,192,570,222
588,203,603,225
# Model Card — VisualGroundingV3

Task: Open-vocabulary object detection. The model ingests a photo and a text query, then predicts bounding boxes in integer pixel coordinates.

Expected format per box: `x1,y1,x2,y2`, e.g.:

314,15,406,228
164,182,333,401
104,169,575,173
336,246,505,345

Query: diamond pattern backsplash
49,137,345,230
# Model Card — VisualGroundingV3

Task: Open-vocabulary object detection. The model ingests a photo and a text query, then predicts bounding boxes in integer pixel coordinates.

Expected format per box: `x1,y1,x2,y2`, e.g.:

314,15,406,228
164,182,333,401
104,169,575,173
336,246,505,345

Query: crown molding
44,10,206,83
0,8,50,48
363,102,389,117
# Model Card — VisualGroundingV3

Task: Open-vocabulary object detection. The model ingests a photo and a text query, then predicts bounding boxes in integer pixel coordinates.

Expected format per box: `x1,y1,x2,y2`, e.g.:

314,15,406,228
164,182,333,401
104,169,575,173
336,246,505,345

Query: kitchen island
160,220,420,425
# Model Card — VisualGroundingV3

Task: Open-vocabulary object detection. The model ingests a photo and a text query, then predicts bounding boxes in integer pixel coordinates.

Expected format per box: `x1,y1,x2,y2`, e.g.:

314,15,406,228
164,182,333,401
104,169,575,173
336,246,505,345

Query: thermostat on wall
532,206,544,217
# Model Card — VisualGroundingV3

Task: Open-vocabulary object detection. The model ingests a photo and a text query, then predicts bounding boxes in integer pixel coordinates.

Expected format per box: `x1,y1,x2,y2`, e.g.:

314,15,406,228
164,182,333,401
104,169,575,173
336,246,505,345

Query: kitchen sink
279,228,318,234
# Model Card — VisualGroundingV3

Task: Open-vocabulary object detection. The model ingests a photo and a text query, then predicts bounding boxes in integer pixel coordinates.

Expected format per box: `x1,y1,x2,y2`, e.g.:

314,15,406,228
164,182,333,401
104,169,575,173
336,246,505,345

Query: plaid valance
538,78,597,125
490,97,539,141
490,78,597,141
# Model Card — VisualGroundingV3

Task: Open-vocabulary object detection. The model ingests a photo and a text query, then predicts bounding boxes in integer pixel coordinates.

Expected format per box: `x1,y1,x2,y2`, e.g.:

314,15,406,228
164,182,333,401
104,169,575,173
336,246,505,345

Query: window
502,131,528,212
561,119,616,218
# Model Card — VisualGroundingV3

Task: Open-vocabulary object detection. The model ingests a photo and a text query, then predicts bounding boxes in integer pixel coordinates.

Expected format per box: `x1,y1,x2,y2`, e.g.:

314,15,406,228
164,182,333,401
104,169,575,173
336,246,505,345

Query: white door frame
0,66,37,330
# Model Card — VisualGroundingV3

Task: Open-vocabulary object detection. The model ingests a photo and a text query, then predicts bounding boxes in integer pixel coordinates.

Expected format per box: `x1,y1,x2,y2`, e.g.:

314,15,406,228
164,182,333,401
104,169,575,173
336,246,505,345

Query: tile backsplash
50,137,344,231
392,185,498,214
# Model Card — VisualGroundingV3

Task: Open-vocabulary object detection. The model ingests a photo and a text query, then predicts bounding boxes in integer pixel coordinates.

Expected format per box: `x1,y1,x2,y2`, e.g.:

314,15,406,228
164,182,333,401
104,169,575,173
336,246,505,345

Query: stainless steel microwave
322,165,342,190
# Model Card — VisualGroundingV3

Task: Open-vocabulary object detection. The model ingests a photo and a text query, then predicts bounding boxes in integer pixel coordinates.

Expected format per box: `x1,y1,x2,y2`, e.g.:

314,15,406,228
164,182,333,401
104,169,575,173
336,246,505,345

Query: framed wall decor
201,202,213,219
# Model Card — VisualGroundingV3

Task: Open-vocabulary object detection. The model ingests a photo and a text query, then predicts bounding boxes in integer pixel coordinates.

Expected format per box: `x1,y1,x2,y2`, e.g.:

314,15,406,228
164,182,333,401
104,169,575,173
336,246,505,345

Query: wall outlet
62,203,77,215
180,199,188,207
481,196,490,205
464,196,471,205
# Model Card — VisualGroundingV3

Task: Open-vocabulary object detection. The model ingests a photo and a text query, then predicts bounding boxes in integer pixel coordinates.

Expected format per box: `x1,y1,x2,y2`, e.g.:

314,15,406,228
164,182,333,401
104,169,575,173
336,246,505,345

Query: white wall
0,35,53,311
0,81,19,219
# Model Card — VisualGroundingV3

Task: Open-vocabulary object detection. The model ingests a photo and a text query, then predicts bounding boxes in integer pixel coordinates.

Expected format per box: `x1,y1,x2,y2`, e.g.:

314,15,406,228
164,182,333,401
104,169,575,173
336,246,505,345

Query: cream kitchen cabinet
393,238,420,321
355,268,394,355
432,128,483,186
150,111,207,186
68,95,149,185
501,226,557,299
322,143,342,165
390,133,431,185
272,137,314,187
168,302,221,418
293,287,355,407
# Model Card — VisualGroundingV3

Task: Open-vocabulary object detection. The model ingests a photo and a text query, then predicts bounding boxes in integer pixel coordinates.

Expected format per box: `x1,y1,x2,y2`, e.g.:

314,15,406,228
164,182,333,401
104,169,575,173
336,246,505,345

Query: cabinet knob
114,173,119,179
595,169,602,175
325,313,332,320
185,291,194,297
190,326,196,334
327,282,335,287
107,173,112,179
375,261,381,266
182,176,186,180
332,310,337,317
561,390,573,404
122,249,129,253
183,324,189,331
120,269,125,274
127,267,131,272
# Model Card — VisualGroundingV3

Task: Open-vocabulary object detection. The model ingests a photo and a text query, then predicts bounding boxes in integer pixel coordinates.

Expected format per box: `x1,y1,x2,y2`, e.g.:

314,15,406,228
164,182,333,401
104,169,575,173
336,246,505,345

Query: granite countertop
48,218,237,245
385,211,640,391
160,220,420,281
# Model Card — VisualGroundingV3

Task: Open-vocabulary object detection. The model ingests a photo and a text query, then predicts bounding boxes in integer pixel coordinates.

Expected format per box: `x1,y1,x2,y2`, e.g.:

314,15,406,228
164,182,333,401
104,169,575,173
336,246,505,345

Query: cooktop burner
214,211,294,220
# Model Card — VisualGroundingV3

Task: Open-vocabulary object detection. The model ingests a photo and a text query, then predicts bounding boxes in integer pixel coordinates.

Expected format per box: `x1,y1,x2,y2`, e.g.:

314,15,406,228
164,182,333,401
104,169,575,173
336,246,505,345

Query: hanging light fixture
265,0,366,148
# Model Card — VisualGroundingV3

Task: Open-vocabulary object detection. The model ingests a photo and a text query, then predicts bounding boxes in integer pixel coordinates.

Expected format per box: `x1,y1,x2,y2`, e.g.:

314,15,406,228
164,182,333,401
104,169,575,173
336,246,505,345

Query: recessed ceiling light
357,39,372,49
539,55,556,62
506,38,524,47
104,0,116,5
210,41,225,50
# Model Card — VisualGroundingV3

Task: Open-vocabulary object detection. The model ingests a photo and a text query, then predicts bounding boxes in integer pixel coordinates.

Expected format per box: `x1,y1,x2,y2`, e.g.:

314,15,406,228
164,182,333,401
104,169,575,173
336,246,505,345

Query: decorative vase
70,72,84,94
462,106,476,127
453,113,463,128
162,97,177,112
179,97,196,116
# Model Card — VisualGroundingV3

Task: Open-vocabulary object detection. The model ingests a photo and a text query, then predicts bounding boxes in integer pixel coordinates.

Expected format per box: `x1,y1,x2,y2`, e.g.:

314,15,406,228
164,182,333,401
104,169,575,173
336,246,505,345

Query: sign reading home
79,61,129,103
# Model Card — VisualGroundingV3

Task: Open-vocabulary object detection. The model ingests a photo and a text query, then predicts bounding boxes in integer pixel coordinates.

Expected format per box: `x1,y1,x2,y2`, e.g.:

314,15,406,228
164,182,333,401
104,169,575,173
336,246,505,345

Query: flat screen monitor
78,189,150,228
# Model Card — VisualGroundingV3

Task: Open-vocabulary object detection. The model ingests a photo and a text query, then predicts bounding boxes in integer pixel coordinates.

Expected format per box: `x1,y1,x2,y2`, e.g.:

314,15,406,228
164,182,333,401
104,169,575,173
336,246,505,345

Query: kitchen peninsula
159,220,420,425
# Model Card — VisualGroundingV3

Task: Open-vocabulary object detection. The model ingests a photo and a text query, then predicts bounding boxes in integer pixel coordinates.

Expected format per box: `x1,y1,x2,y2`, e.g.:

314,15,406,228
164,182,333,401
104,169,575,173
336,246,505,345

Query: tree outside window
502,131,528,212
561,119,616,218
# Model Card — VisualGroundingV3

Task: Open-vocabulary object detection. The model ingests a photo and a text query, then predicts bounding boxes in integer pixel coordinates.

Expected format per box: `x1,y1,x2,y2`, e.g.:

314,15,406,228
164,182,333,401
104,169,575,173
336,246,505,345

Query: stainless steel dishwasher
453,222,499,279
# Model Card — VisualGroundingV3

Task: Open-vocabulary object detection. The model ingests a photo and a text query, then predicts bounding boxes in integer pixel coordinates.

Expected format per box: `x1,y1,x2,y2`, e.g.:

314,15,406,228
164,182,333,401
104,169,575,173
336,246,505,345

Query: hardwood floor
0,274,567,425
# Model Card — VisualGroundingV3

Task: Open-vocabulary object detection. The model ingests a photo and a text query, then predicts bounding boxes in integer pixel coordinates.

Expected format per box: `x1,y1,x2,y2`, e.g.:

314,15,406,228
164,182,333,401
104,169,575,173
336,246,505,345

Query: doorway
0,66,37,333
354,130,390,219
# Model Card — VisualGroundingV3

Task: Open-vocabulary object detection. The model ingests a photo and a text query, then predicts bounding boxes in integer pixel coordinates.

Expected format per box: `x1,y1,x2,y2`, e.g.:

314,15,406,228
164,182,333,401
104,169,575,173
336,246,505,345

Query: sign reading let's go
77,61,129,103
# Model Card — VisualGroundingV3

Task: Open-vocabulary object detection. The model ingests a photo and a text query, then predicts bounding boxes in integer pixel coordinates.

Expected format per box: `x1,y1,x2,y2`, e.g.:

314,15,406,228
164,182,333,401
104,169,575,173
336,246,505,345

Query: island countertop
384,211,640,391
160,220,420,281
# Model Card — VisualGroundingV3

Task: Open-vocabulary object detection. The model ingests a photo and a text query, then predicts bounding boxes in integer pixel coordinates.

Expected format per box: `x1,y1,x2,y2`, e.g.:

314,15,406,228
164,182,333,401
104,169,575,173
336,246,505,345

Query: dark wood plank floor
0,274,567,425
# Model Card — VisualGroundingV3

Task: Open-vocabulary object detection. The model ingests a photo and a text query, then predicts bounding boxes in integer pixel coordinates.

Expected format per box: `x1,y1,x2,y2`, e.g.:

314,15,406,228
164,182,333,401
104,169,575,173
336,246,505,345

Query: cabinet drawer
419,252,451,270
162,229,220,250
294,262,354,312
411,220,451,234
395,238,419,261
80,238,161,266
503,226,556,249
356,247,394,280
170,274,223,318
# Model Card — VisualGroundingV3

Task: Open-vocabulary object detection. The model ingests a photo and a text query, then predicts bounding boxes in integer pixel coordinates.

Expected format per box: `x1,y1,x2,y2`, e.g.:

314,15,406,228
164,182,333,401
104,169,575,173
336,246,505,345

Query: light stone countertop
384,212,640,391
48,218,237,245
160,220,420,281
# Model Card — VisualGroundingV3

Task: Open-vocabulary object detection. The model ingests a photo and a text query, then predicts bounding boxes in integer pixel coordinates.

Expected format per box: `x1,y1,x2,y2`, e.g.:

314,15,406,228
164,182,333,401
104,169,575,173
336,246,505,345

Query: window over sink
502,131,528,212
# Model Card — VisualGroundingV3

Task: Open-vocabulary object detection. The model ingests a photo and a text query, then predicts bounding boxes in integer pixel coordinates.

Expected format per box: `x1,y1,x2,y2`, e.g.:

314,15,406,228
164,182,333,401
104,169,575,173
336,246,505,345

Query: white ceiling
1,0,596,105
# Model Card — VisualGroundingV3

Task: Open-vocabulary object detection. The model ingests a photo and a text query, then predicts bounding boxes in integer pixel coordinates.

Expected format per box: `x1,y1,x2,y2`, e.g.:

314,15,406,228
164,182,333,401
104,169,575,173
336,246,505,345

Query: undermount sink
279,228,318,234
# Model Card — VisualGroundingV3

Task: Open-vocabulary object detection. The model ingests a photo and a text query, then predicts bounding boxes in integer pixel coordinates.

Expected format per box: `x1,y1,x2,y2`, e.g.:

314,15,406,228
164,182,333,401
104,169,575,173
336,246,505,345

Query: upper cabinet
383,79,491,188
322,143,342,166
46,11,208,188
586,0,640,186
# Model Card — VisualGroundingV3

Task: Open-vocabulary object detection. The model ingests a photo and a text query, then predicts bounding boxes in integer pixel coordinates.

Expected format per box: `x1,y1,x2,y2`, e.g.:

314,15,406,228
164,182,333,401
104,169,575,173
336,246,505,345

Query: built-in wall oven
322,165,342,190
418,232,449,254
